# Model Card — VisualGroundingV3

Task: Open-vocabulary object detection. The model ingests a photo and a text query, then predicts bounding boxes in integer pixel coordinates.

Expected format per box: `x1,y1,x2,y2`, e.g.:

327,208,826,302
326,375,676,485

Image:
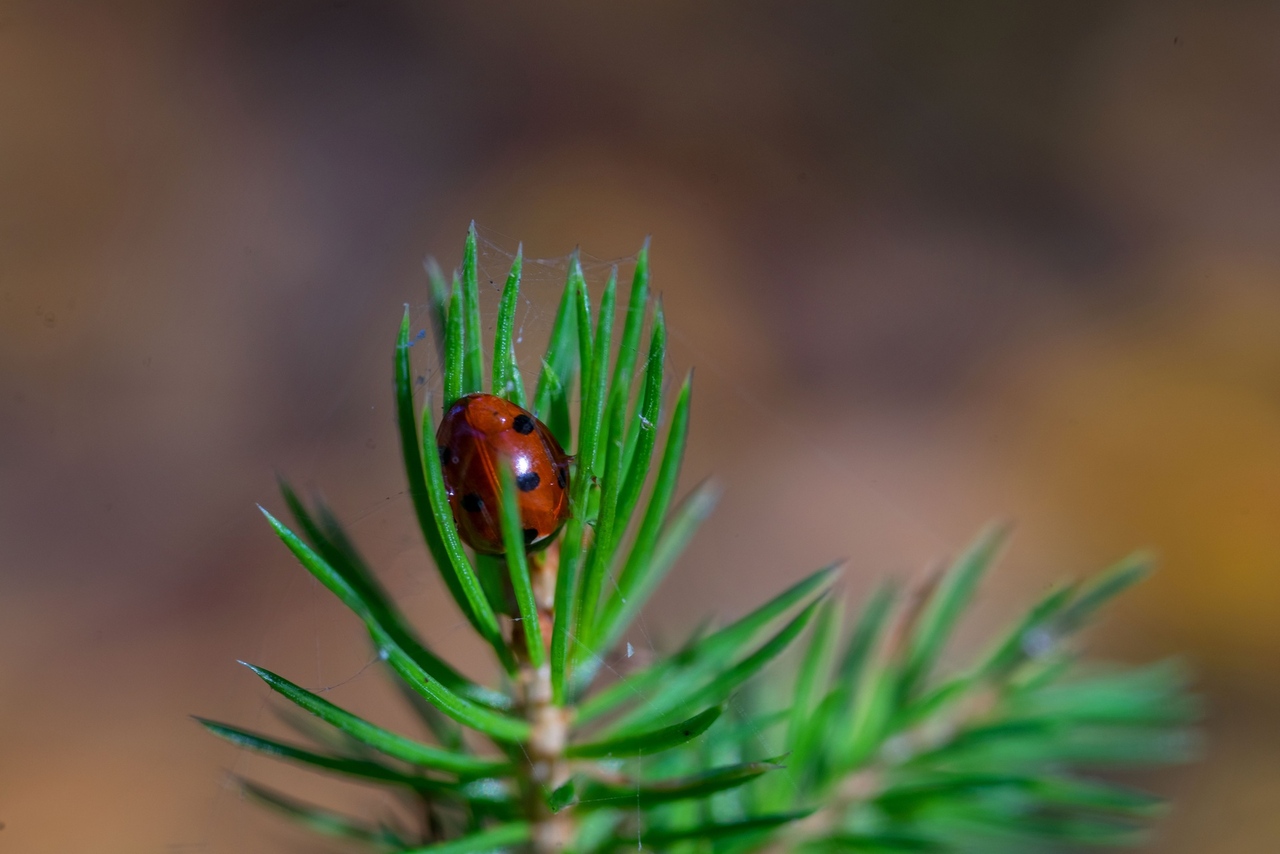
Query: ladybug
436,393,571,554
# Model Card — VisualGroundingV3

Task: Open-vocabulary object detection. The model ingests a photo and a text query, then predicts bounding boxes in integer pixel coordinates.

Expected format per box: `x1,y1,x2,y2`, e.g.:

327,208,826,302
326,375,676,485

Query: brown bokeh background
2,2,1278,852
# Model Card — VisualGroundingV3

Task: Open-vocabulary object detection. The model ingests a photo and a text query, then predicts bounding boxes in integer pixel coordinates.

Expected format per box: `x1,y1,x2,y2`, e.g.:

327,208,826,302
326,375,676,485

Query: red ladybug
436,393,571,554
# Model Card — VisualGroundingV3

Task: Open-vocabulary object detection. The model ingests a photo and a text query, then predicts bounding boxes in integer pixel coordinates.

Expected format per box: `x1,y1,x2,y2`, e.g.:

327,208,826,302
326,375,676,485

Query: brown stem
511,545,573,854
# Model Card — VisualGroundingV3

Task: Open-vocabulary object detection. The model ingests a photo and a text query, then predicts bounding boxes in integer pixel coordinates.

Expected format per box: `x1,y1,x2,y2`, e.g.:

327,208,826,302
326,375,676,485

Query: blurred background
2,1,1278,851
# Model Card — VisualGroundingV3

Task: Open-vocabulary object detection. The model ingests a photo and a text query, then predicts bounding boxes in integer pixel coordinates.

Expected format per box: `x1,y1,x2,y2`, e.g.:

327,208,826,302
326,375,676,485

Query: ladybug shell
436,393,570,554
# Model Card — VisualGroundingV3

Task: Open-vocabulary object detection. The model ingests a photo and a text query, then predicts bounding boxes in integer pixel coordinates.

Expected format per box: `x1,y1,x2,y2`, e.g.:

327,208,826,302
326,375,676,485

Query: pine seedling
202,224,1197,853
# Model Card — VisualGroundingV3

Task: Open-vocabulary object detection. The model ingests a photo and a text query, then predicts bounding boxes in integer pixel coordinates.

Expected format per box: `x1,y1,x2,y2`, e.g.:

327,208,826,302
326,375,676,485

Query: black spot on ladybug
512,414,534,435
461,493,484,513
523,527,539,544
557,465,568,488
516,471,540,492
439,445,452,467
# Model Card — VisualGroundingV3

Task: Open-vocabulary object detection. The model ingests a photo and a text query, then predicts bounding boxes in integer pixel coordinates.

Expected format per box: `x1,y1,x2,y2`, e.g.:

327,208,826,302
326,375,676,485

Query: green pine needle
567,705,723,759
397,308,480,635
615,299,666,536
461,222,484,396
240,662,510,776
444,276,465,407
899,523,1010,700
576,562,840,727
496,463,545,669
418,396,517,673
592,371,694,656
370,621,532,742
275,481,506,709
627,811,813,847
239,778,409,847
199,718,456,794
576,759,781,809
492,245,525,405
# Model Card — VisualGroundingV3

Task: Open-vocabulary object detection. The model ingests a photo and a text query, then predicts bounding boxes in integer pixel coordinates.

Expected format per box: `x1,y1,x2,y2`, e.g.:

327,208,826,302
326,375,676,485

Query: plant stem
514,546,573,853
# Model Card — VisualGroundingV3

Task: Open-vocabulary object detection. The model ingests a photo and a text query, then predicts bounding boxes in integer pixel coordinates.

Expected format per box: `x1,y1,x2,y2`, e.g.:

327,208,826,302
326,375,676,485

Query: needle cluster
201,225,1196,853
